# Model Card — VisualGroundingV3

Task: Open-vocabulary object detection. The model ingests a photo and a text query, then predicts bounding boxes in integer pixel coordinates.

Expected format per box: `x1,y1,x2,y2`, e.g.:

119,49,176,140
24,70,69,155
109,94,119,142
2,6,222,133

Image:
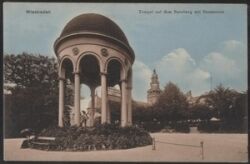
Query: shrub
141,122,164,132
171,122,190,133
197,121,220,133
29,124,152,151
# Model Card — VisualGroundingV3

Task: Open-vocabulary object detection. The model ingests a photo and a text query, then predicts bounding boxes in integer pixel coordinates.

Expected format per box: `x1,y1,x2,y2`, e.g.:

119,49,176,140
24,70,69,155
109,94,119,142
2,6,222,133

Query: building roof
54,13,134,61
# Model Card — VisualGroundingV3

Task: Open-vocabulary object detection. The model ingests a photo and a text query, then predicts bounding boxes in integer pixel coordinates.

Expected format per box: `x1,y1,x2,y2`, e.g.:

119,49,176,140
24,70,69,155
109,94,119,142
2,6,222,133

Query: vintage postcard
3,2,248,162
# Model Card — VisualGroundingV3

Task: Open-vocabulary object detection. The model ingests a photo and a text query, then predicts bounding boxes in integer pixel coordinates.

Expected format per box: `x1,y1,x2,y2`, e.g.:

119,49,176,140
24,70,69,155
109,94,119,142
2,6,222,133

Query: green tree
132,102,150,123
4,53,59,137
233,91,248,132
190,104,213,122
203,84,247,132
155,82,189,124
4,53,58,89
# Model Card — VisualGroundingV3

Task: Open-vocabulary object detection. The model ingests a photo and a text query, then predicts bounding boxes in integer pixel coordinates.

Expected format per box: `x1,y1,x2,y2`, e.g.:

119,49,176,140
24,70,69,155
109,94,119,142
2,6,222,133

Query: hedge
26,124,152,151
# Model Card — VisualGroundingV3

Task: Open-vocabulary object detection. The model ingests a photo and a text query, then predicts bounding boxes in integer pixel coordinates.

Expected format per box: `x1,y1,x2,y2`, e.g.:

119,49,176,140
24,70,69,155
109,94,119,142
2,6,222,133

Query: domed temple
54,13,134,127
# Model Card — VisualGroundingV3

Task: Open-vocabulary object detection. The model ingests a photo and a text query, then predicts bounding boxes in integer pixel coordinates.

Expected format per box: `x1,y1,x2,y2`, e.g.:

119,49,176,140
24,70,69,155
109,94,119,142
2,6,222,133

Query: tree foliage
203,85,235,118
131,82,190,132
4,53,58,89
199,85,247,132
154,82,189,122
4,53,59,137
203,85,238,118
190,104,213,121
157,82,188,109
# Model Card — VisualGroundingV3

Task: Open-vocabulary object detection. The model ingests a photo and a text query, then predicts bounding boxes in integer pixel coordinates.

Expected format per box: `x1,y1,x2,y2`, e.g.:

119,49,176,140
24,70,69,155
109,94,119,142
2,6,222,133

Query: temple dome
54,13,134,60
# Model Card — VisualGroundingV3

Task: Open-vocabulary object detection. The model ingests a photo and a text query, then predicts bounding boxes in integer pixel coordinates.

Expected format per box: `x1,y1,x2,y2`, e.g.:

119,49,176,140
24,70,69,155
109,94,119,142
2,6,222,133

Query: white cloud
201,52,240,77
156,48,211,96
132,60,152,101
220,40,247,71
221,40,242,51
158,48,196,73
200,40,247,91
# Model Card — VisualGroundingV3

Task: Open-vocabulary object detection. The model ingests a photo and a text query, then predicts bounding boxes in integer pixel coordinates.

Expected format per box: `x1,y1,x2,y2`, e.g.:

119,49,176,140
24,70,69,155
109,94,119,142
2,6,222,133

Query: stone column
127,86,132,126
74,72,81,126
107,99,111,124
101,72,107,124
127,70,133,126
58,77,65,127
89,87,95,127
121,79,128,127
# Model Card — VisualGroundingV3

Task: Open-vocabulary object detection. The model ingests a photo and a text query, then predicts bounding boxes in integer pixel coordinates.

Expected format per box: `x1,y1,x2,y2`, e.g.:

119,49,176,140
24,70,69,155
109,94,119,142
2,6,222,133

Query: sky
4,3,248,106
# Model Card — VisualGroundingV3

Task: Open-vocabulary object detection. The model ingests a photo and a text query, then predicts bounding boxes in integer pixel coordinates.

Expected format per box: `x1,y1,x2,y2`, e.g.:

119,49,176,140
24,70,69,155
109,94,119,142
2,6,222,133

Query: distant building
186,91,209,106
147,69,162,105
186,91,198,106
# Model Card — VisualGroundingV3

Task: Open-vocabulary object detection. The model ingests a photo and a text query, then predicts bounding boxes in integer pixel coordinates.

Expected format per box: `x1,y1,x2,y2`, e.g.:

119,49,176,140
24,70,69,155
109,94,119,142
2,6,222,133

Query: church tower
147,69,161,105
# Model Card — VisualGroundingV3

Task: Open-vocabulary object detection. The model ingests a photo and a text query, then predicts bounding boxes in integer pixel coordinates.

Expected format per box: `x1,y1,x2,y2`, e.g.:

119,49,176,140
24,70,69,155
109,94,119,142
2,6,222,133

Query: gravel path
4,133,248,162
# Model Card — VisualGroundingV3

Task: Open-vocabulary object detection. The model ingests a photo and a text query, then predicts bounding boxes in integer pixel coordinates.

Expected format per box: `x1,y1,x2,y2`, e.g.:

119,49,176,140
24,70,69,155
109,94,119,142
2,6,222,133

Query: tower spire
147,69,161,105
150,69,160,89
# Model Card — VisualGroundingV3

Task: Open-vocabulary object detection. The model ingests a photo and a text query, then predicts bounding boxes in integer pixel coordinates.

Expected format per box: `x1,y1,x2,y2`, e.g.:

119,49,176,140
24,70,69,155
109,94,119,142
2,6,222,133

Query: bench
37,136,56,140
29,137,57,150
